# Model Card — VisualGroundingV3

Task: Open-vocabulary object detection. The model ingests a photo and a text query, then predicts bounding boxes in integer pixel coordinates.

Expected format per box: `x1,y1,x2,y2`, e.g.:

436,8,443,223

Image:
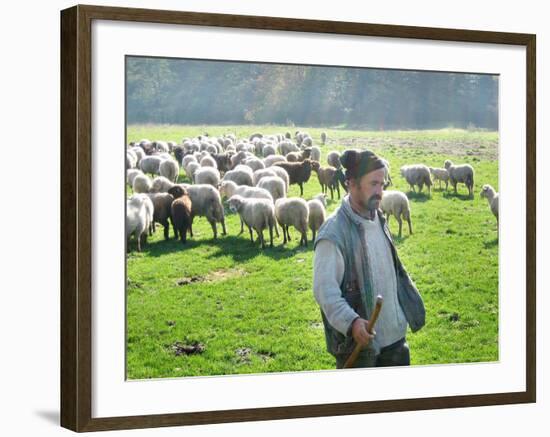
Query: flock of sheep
126,130,499,252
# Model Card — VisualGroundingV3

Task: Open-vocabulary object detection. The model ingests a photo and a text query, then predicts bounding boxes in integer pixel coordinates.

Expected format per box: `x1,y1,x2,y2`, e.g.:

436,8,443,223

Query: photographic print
125,57,499,379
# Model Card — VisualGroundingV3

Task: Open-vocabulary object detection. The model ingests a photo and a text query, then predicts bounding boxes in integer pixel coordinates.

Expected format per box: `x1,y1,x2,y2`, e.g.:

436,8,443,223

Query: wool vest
314,197,425,359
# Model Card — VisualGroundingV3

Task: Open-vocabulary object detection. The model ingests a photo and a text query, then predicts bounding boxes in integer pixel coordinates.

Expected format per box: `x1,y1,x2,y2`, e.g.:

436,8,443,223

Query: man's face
348,167,386,212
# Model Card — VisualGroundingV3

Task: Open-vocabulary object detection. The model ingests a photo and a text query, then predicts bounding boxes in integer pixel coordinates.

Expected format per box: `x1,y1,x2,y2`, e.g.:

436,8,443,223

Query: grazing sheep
327,151,342,169
212,152,233,174
263,154,287,167
126,150,137,169
307,194,327,242
242,157,265,172
301,136,313,147
182,154,198,170
312,163,340,200
286,147,311,162
127,169,143,187
249,132,263,142
219,180,273,202
400,164,433,194
200,155,217,169
222,168,254,186
380,157,393,187
320,132,327,145
126,194,153,252
429,167,450,190
275,197,309,246
145,192,175,240
310,146,321,162
130,146,145,166
167,185,193,244
380,190,413,238
253,168,277,186
279,141,299,156
445,160,475,197
480,184,499,223
173,145,185,166
179,184,226,239
262,144,277,157
159,159,179,183
150,176,175,193
274,159,314,196
230,150,250,169
140,155,163,176
257,176,287,203
228,195,276,249
152,140,169,153
194,166,220,187
185,161,201,182
132,174,153,194
269,166,290,192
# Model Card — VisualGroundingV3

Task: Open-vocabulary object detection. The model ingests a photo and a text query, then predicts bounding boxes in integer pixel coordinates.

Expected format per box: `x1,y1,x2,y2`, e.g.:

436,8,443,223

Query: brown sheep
167,186,192,244
274,159,314,196
146,193,175,240
312,164,340,200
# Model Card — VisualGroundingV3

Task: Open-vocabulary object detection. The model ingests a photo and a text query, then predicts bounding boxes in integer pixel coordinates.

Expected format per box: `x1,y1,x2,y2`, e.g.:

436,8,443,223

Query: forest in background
126,57,498,130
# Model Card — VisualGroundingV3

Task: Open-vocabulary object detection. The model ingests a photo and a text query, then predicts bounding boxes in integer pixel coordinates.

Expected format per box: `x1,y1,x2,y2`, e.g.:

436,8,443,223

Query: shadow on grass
137,232,307,261
406,191,431,202
442,191,474,201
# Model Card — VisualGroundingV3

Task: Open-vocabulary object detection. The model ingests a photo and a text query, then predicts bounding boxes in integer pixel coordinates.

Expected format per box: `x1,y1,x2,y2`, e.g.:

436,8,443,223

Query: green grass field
126,125,499,379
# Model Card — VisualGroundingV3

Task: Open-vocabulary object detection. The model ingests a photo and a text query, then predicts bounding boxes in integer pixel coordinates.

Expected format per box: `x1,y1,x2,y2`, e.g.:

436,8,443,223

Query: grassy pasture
126,125,499,379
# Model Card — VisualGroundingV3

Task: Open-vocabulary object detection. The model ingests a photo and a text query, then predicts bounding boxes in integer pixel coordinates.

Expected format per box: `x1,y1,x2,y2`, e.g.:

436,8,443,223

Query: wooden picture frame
60,4,536,432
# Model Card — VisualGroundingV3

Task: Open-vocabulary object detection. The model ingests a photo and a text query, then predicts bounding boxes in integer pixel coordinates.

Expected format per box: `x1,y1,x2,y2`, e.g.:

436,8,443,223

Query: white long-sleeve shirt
313,205,408,348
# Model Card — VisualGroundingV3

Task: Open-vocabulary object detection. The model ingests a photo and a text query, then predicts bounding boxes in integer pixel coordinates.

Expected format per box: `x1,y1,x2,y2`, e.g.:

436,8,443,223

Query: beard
366,194,381,211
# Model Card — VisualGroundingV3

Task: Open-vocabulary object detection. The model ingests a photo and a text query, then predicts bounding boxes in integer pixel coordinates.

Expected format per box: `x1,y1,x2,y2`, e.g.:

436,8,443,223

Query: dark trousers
336,338,410,369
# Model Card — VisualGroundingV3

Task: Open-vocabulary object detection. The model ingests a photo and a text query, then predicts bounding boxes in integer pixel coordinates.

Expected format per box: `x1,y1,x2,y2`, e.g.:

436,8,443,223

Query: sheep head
167,185,188,199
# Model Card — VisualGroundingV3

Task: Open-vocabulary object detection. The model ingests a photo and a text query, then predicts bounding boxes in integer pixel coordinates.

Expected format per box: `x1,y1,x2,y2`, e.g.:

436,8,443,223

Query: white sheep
130,146,145,166
258,176,287,203
200,155,218,169
252,168,277,186
220,180,276,236
228,195,276,249
140,156,163,176
182,154,198,170
126,150,137,169
242,157,265,172
307,194,327,242
262,144,277,157
222,168,253,186
327,151,342,169
185,161,201,182
263,154,287,167
400,164,432,194
480,184,499,223
279,141,299,155
126,194,154,251
150,176,175,193
132,174,153,194
275,197,309,246
310,146,321,162
444,160,475,197
269,166,290,192
380,190,413,238
127,169,143,187
429,167,450,190
179,184,226,239
193,166,220,187
159,159,179,183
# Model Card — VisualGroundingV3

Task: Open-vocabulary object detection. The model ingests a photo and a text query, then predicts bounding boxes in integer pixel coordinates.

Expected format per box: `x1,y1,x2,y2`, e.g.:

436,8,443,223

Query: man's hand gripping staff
343,295,383,369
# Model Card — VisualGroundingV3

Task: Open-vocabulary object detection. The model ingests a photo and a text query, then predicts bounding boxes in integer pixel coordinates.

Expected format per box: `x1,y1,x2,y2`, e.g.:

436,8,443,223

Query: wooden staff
343,295,383,369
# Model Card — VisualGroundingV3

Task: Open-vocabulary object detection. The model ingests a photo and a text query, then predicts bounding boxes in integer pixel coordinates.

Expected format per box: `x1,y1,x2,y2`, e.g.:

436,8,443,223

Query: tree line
126,57,498,130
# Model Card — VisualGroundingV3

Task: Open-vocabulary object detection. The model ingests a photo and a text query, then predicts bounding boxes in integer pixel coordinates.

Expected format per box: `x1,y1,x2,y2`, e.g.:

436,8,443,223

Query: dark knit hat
340,149,386,180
